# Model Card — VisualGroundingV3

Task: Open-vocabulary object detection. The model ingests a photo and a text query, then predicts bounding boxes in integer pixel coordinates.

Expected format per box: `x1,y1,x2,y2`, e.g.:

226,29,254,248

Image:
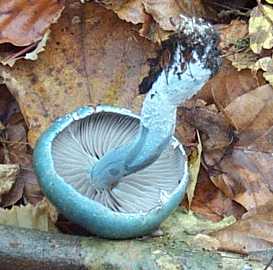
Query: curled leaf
254,56,273,86
0,0,65,46
142,0,205,31
187,131,202,207
249,5,273,54
96,0,146,24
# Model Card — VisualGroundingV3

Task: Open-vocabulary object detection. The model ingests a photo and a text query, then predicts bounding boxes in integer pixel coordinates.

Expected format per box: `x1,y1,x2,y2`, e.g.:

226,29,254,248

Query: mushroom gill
52,110,185,213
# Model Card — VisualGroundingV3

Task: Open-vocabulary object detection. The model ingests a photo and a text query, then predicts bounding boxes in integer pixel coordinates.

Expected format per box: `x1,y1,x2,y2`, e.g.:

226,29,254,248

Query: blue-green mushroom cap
33,105,188,239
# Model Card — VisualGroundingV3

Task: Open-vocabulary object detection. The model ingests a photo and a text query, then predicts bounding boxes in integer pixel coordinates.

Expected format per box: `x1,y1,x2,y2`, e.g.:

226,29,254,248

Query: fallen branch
0,211,269,270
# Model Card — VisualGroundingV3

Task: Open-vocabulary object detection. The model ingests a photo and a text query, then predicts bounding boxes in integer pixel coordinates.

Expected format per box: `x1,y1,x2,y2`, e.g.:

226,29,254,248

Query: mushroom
33,15,221,239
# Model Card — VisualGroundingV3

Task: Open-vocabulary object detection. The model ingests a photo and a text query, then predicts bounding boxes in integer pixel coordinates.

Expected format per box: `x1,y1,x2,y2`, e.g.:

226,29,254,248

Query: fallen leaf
254,56,273,86
0,199,57,232
0,164,19,202
206,148,273,212
186,168,245,222
222,85,273,131
139,14,171,42
179,104,233,151
200,60,264,108
0,1,64,66
217,20,259,71
210,201,273,253
248,125,273,153
175,120,196,147
202,83,273,213
0,1,156,147
93,0,146,25
91,0,205,32
142,0,205,31
227,48,259,71
249,5,273,54
0,112,31,206
187,131,202,207
0,0,65,46
0,86,43,206
0,30,51,67
218,20,248,52
24,30,50,61
4,123,43,206
224,84,273,144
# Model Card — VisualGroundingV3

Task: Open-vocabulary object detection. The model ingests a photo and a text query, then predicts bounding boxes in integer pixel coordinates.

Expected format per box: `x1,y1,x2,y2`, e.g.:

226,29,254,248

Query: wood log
0,210,268,270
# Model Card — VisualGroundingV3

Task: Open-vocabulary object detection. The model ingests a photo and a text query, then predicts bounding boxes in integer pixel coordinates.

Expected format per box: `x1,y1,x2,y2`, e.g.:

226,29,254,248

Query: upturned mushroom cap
33,105,188,239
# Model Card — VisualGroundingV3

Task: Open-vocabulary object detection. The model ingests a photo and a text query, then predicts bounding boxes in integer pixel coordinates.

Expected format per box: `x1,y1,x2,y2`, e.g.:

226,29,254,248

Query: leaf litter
0,0,272,261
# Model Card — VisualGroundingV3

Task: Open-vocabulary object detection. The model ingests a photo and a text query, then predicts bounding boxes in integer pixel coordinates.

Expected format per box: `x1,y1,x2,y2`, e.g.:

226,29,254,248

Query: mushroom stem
90,15,221,191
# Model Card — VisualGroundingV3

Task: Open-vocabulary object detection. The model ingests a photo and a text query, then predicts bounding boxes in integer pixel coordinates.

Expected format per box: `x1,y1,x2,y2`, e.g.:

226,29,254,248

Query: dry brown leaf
0,87,43,206
1,112,43,207
224,84,273,146
218,20,248,51
93,0,146,24
0,1,156,147
84,0,164,42
187,131,202,207
181,80,273,219
0,1,63,66
248,125,273,153
206,148,273,212
0,102,27,206
177,99,245,221
91,0,205,32
138,13,171,42
0,0,65,46
202,84,273,213
227,49,259,71
142,0,205,31
200,60,264,108
217,20,258,71
178,104,233,151
0,164,19,202
225,84,273,131
254,56,273,86
175,121,196,147
0,30,51,67
210,201,273,253
185,168,245,222
0,199,57,232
